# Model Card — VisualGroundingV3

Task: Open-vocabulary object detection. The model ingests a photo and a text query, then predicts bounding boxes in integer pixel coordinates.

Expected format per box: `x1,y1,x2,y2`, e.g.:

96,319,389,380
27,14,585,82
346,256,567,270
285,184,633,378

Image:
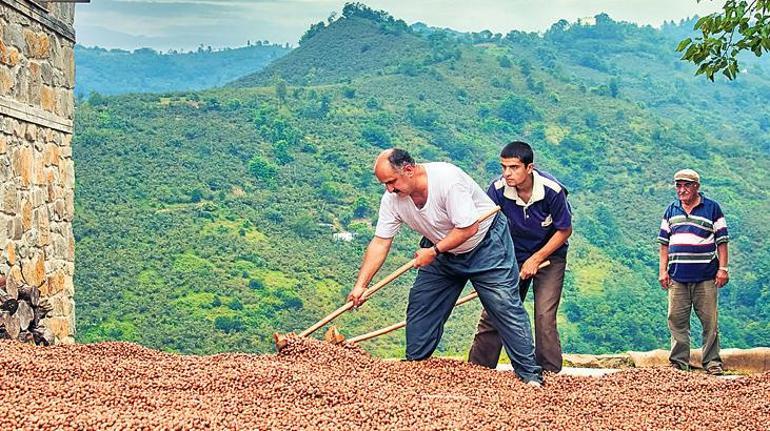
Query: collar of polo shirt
503,170,546,206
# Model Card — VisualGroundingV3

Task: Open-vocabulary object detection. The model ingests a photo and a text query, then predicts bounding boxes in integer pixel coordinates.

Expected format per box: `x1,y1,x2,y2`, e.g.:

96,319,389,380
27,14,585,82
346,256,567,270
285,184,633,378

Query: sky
74,0,724,51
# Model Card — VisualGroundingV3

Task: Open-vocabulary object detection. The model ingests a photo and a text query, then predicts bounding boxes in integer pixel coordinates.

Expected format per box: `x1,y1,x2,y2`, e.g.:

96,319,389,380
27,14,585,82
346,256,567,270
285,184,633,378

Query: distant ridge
76,43,290,96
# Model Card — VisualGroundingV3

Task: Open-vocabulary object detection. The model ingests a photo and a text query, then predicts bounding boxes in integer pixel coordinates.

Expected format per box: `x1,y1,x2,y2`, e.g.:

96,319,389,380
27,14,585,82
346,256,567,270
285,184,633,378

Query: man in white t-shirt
347,148,543,386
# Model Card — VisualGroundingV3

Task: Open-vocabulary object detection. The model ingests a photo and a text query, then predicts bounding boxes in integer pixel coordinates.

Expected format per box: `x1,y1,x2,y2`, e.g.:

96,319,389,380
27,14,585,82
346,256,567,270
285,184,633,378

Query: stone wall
1,0,76,343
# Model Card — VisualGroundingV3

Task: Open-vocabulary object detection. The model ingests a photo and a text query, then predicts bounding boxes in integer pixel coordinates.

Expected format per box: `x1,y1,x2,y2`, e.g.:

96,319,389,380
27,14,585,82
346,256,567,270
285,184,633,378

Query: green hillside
232,6,429,87
73,5,770,356
75,43,290,97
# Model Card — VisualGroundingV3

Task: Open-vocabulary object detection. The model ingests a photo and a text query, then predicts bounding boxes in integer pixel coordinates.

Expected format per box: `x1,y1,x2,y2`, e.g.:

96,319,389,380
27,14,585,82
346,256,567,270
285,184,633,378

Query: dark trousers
405,215,542,383
468,255,566,373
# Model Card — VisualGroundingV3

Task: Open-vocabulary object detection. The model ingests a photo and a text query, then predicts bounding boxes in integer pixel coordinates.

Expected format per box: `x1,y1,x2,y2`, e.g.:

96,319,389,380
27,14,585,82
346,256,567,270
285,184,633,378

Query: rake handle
298,259,414,338
346,290,480,344
347,260,550,344
298,205,501,339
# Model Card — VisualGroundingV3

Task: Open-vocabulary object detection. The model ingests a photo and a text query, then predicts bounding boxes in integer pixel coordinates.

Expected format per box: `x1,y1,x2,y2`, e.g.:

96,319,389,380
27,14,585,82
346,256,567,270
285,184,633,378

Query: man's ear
525,163,535,174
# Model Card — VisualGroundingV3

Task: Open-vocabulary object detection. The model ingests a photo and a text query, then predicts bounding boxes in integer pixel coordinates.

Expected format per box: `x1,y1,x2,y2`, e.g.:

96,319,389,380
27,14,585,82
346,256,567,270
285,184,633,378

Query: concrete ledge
628,347,770,373
563,353,633,369
389,348,770,374
496,364,622,377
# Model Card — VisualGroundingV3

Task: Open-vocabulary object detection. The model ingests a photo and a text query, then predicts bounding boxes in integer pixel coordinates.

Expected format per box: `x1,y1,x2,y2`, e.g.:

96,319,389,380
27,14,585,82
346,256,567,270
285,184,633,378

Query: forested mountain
75,43,290,97
73,4,770,356
232,10,425,87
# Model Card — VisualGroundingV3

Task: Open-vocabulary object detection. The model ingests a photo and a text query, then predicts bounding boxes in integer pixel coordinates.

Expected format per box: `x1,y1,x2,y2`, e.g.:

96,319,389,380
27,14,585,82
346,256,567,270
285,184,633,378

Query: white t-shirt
374,162,497,254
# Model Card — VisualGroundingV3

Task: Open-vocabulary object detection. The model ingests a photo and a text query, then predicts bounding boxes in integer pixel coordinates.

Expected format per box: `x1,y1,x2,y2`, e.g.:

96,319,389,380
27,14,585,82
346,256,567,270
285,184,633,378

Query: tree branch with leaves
678,0,770,80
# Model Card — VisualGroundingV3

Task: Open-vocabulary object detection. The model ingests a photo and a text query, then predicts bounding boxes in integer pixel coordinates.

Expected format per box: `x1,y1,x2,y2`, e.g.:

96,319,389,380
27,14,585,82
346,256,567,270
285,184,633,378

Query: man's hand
519,255,544,280
658,271,671,290
413,247,437,268
347,285,368,308
715,269,729,288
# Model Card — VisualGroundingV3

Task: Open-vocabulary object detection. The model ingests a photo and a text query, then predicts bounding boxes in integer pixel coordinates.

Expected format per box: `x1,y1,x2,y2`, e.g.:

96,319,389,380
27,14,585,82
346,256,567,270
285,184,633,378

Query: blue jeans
405,214,542,383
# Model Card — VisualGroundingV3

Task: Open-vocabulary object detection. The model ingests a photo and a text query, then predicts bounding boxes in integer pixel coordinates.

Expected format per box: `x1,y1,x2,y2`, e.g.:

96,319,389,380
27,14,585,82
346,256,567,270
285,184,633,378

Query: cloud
75,0,723,50
76,0,338,49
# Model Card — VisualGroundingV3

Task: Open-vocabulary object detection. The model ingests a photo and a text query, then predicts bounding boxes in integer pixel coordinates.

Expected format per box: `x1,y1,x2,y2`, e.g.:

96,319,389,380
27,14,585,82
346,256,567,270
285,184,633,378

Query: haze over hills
72,4,770,356
75,43,290,97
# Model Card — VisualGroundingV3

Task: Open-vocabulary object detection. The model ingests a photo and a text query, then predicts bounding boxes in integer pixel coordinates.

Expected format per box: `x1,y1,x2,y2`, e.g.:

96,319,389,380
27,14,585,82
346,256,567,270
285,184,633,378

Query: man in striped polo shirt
658,168,729,375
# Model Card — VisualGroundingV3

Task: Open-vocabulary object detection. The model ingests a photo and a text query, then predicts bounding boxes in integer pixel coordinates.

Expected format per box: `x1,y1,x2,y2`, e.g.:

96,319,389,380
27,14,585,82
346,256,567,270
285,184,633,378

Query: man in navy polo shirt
658,168,729,375
468,141,572,373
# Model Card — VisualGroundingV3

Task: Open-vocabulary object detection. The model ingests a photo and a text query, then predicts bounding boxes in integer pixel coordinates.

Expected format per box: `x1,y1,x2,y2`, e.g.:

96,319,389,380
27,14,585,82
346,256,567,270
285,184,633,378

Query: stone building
1,0,76,343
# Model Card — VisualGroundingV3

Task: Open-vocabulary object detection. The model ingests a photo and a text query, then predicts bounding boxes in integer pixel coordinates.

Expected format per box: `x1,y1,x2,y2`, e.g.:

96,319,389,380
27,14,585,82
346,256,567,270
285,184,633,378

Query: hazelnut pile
1,337,767,430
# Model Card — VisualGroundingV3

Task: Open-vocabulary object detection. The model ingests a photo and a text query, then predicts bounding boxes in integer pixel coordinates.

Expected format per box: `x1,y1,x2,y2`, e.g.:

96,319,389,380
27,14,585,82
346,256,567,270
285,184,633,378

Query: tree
289,214,319,238
545,19,570,42
497,95,542,126
352,197,370,218
249,278,265,290
299,21,326,45
214,315,244,333
190,188,204,203
320,181,343,202
87,91,107,107
248,156,278,184
361,125,391,148
677,0,770,80
274,78,287,102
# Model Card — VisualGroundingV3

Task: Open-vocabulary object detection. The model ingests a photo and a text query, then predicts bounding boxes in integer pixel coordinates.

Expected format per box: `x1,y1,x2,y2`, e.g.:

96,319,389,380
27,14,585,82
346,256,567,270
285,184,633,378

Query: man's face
500,157,533,188
675,181,699,202
376,164,414,196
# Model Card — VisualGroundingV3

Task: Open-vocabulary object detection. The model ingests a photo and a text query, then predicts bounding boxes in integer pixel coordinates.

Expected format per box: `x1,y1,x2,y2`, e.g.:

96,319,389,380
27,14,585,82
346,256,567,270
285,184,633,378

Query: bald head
374,148,419,196
374,149,395,177
374,148,415,175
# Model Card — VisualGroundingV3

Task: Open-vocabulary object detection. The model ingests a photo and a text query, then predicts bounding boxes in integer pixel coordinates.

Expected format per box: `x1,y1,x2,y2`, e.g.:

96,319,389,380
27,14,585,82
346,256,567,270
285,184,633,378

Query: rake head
324,325,346,345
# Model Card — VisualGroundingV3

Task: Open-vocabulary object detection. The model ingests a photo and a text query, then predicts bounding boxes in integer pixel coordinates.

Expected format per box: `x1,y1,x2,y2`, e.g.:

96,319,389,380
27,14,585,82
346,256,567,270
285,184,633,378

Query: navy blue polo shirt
657,193,729,283
487,169,572,263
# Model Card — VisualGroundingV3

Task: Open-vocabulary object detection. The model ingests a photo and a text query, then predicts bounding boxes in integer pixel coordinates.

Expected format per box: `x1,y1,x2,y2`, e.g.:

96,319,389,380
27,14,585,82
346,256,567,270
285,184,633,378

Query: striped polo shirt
657,193,729,283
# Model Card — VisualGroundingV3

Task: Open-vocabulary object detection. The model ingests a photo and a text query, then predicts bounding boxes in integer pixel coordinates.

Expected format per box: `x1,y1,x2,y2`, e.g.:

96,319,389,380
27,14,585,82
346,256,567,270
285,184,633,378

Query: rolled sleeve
657,218,670,245
714,216,729,244
374,194,401,239
445,182,478,228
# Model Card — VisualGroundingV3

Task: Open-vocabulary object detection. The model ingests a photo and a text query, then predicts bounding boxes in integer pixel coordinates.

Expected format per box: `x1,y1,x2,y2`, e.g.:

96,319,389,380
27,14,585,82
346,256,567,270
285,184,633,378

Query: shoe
706,365,724,376
670,362,690,371
526,380,543,388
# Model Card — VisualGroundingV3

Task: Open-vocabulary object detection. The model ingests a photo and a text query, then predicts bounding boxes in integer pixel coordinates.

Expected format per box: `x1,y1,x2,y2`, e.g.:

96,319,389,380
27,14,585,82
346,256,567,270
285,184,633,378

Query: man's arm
520,189,572,279
413,222,479,268
347,236,394,307
519,227,572,280
715,242,729,288
659,244,671,289
713,204,729,289
657,208,672,289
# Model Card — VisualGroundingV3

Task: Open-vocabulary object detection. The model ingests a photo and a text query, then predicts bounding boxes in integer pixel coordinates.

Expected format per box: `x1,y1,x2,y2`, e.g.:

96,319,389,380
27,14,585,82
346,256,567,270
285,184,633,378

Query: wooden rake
273,205,501,351
334,260,551,345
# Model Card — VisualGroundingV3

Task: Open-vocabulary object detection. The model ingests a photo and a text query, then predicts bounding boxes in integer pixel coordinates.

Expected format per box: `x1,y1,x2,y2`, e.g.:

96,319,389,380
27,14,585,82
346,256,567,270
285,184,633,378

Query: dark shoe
706,365,724,375
670,362,690,371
